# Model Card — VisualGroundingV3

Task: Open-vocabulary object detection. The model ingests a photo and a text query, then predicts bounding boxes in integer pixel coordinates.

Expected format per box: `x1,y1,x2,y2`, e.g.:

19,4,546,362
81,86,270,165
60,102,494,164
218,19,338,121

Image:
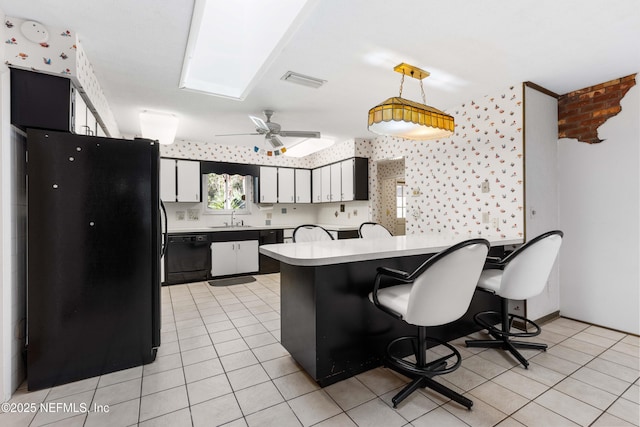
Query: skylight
284,137,335,158
179,0,315,100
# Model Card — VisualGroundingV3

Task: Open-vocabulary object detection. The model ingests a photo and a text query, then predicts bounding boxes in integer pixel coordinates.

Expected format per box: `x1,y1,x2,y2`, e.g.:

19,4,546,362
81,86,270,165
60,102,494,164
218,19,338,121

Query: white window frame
203,174,252,215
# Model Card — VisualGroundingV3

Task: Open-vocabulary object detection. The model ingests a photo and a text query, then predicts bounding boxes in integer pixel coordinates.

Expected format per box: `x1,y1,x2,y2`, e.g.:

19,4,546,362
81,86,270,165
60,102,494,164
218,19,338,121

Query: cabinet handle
232,243,235,250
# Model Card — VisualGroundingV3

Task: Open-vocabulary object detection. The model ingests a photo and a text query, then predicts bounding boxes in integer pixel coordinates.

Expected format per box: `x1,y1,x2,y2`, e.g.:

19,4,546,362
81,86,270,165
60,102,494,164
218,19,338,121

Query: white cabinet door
73,92,88,135
312,168,322,203
259,166,278,203
236,240,259,274
160,159,177,202
211,242,237,276
86,110,97,136
330,163,341,202
341,159,355,201
278,168,295,203
176,160,201,202
295,169,311,203
321,165,331,202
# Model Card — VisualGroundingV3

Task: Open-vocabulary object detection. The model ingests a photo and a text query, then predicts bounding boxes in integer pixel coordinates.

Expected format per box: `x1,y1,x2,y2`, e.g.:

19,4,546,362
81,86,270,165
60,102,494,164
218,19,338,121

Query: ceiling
1,0,639,150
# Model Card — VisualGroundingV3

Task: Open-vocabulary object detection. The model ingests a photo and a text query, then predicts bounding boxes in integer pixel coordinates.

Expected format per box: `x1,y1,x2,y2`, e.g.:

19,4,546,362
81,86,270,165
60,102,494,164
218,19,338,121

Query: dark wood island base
280,253,502,386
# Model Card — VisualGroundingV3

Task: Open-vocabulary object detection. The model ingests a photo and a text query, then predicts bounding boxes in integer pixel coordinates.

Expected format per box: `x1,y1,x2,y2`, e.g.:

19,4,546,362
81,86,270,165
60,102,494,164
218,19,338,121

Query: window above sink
205,173,251,215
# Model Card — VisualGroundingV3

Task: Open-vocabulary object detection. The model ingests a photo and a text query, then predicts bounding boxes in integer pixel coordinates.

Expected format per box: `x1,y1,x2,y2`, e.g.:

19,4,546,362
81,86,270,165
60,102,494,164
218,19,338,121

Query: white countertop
168,225,288,234
259,234,523,267
168,223,359,234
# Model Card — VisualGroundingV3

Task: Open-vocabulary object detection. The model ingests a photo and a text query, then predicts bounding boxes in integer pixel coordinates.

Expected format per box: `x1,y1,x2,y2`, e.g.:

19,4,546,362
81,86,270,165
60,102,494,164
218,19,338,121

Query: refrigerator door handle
160,200,168,258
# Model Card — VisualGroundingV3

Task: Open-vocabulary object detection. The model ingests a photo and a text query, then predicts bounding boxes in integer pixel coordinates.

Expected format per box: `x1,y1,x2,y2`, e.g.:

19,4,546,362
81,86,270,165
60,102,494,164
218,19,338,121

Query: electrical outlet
491,218,498,228
482,212,490,223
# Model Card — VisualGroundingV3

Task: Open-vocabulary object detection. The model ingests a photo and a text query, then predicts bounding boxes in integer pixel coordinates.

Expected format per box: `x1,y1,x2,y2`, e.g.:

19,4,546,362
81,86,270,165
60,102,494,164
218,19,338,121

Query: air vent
281,71,326,89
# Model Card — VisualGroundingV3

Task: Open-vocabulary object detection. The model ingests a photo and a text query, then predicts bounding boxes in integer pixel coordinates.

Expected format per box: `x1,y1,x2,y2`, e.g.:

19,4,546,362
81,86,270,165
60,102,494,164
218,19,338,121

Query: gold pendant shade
368,64,455,140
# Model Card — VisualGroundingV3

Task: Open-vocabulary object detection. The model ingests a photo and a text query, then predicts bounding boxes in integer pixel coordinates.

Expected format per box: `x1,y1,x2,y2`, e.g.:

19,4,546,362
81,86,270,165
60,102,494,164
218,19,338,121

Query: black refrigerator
26,128,161,391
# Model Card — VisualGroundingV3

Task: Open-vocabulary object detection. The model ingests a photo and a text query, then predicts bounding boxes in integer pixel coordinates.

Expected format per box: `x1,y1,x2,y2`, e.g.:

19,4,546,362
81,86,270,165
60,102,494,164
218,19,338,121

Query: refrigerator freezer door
26,129,161,390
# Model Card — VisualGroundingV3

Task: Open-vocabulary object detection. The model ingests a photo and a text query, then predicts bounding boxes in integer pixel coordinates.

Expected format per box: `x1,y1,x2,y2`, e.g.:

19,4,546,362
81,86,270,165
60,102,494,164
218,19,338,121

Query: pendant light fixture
368,63,455,140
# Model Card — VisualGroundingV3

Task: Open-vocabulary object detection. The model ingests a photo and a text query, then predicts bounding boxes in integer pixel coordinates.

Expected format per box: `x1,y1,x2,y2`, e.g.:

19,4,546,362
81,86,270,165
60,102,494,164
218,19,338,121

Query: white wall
0,43,9,403
523,85,561,320
0,67,27,400
558,84,639,334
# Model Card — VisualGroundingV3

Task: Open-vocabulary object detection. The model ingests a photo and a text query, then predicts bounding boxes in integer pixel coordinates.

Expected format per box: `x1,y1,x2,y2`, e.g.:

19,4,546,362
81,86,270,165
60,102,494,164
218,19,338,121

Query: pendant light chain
420,79,426,104
399,73,405,97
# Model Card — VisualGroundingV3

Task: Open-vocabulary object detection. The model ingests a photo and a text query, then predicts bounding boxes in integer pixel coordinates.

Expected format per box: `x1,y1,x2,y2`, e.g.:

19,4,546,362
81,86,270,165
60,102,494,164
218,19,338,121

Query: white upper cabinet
278,168,295,203
176,160,201,202
161,159,201,202
320,165,331,202
312,168,322,203
295,169,311,203
259,166,278,203
160,158,177,202
330,163,341,202
341,158,355,201
73,91,88,135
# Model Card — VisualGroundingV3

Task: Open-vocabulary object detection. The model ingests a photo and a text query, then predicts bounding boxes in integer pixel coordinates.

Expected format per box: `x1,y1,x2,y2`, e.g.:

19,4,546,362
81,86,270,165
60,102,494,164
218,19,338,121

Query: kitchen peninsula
260,234,523,386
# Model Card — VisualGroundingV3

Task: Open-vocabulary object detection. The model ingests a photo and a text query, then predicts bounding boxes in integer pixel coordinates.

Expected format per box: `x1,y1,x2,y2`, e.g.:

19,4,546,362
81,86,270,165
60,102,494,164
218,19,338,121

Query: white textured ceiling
1,0,639,149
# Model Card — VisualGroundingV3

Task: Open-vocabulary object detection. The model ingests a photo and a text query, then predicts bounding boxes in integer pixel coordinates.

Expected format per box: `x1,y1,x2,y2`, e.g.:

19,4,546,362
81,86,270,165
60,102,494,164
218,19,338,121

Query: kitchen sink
209,225,254,230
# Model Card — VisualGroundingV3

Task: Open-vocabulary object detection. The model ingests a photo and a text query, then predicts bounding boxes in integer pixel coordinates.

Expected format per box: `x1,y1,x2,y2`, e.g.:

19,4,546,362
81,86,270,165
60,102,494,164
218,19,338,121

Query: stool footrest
466,310,547,368
385,334,472,409
386,335,461,377
474,311,543,338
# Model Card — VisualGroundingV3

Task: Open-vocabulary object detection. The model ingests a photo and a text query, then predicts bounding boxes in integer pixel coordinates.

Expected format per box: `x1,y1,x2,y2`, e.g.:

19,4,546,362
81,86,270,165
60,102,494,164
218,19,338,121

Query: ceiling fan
216,110,321,148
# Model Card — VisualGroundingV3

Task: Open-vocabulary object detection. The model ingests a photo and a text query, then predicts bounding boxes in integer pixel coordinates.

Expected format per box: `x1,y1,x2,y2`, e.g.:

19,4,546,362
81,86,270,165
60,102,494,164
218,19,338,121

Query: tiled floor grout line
9,277,638,427
193,283,246,427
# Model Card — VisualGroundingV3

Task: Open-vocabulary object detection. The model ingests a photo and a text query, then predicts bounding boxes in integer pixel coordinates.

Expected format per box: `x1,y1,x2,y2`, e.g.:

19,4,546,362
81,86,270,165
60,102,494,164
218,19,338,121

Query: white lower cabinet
210,240,259,277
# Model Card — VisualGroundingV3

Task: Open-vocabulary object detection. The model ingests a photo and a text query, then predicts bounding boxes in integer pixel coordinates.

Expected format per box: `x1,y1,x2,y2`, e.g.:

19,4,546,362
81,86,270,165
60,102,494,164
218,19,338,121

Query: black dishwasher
165,234,210,285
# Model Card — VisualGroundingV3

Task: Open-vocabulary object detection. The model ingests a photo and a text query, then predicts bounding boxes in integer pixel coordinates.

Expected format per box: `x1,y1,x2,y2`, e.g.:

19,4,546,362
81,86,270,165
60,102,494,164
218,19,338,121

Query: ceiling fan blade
268,135,284,148
249,115,270,132
215,133,261,136
278,130,321,138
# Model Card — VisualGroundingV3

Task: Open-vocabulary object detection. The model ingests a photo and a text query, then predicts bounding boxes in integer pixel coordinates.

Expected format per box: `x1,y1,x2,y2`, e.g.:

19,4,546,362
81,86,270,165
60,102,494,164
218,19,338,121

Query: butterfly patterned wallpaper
163,85,524,239
3,16,120,136
161,138,358,170
357,84,524,239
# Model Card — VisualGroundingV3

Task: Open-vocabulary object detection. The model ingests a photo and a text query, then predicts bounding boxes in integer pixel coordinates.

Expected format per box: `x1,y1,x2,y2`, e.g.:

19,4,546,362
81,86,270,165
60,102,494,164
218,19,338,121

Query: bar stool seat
369,238,490,409
466,230,564,368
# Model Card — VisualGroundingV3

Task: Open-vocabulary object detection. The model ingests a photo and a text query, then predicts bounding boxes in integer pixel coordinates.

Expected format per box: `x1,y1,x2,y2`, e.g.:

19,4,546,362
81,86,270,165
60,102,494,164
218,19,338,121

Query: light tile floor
2,273,639,427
